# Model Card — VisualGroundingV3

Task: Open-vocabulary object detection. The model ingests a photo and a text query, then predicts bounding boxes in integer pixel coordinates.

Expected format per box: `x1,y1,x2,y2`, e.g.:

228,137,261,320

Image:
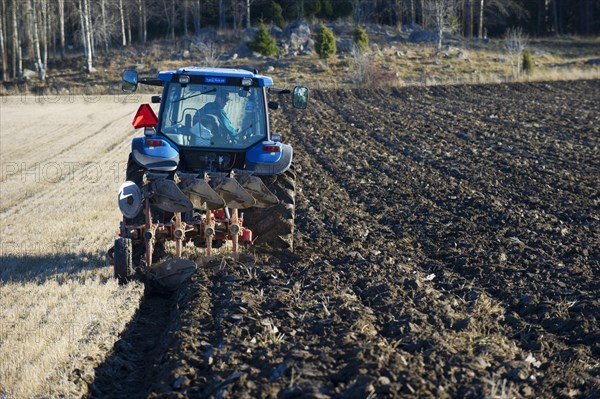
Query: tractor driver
198,90,237,140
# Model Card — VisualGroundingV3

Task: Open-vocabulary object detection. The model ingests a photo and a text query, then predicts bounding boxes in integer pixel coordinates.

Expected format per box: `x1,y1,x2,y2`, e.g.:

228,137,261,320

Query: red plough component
119,206,253,264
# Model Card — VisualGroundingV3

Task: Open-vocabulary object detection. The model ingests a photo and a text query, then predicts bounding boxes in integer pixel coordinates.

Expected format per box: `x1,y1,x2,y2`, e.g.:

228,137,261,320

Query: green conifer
353,25,369,53
315,24,336,60
522,49,534,75
249,22,278,57
271,1,285,29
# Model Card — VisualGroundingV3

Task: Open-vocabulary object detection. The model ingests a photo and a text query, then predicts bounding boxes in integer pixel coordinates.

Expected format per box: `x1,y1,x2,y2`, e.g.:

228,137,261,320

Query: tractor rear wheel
243,167,295,250
114,237,133,284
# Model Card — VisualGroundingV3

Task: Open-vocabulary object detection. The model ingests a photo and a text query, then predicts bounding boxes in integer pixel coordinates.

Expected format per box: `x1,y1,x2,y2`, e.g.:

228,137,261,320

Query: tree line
1,0,598,82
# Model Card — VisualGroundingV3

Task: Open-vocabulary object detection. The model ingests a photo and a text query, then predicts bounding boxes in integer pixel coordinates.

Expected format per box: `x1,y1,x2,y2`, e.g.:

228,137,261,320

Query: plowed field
2,80,599,398
90,80,600,398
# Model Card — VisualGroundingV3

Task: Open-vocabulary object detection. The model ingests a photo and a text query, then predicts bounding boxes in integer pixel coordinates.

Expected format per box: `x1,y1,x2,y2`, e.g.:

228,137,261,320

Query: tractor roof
157,67,273,87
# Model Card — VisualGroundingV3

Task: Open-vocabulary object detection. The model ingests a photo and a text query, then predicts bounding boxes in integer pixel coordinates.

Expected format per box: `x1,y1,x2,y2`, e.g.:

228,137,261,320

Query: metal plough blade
209,174,256,209
150,258,197,291
178,173,226,210
150,177,194,213
236,174,279,208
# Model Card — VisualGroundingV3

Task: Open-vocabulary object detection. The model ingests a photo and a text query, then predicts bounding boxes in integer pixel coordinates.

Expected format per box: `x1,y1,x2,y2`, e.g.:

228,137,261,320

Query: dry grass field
0,96,147,397
2,36,598,97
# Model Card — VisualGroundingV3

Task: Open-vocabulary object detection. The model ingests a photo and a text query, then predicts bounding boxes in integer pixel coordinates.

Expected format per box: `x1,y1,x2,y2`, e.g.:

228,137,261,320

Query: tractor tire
243,167,295,251
114,237,133,284
124,153,146,265
124,153,146,225
126,152,145,183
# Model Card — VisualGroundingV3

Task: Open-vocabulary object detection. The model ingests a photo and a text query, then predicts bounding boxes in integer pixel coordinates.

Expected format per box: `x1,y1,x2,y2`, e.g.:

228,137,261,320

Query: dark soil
91,80,600,398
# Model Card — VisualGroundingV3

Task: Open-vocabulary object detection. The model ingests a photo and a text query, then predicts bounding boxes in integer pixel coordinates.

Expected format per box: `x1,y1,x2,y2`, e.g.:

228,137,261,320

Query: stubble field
1,79,599,398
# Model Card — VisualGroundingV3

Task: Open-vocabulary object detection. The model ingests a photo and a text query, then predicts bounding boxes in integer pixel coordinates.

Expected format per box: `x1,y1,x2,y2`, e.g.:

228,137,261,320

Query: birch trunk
137,0,143,42
82,0,93,72
143,0,147,43
24,0,33,59
218,0,224,31
87,0,95,57
478,0,484,38
119,0,126,46
17,37,22,82
58,0,65,57
101,0,108,53
41,0,47,72
50,2,56,58
31,0,45,80
194,0,201,34
11,0,17,79
78,0,86,56
137,0,146,43
469,0,474,37
126,12,131,44
246,0,251,29
0,0,7,81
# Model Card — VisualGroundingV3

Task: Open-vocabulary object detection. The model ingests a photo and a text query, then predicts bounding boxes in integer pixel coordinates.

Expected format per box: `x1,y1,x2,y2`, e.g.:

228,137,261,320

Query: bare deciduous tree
136,0,147,43
218,0,225,30
350,43,373,87
160,0,176,39
425,0,459,50
100,0,109,53
41,0,48,72
478,0,484,37
30,0,45,80
58,0,65,57
78,0,93,72
0,0,7,81
246,0,256,29
10,0,22,81
191,41,223,68
192,0,201,34
504,26,527,78
118,0,126,46
232,0,244,31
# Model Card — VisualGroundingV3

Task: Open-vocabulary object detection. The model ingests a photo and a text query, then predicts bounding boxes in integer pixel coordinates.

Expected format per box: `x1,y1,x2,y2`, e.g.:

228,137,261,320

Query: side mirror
292,86,309,109
122,70,139,93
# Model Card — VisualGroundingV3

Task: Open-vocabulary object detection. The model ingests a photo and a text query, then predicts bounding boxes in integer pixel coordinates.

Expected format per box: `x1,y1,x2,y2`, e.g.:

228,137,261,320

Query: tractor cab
122,67,307,174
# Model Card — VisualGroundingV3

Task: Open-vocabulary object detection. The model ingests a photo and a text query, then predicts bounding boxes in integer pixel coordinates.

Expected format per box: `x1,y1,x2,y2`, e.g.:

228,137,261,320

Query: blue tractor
110,67,308,290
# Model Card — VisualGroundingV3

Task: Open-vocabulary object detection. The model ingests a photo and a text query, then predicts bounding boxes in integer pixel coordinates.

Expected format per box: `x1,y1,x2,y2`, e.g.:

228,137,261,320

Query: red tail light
263,145,281,152
145,139,164,146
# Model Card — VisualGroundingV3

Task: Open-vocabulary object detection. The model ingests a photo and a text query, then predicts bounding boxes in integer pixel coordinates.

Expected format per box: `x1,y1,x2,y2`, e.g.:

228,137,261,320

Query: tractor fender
244,142,293,175
245,142,294,175
131,137,179,172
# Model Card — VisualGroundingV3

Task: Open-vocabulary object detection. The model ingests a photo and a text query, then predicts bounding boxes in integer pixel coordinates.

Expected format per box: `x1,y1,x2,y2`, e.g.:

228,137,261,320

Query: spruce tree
249,22,279,57
522,50,534,75
353,25,369,53
271,1,285,29
315,24,336,60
